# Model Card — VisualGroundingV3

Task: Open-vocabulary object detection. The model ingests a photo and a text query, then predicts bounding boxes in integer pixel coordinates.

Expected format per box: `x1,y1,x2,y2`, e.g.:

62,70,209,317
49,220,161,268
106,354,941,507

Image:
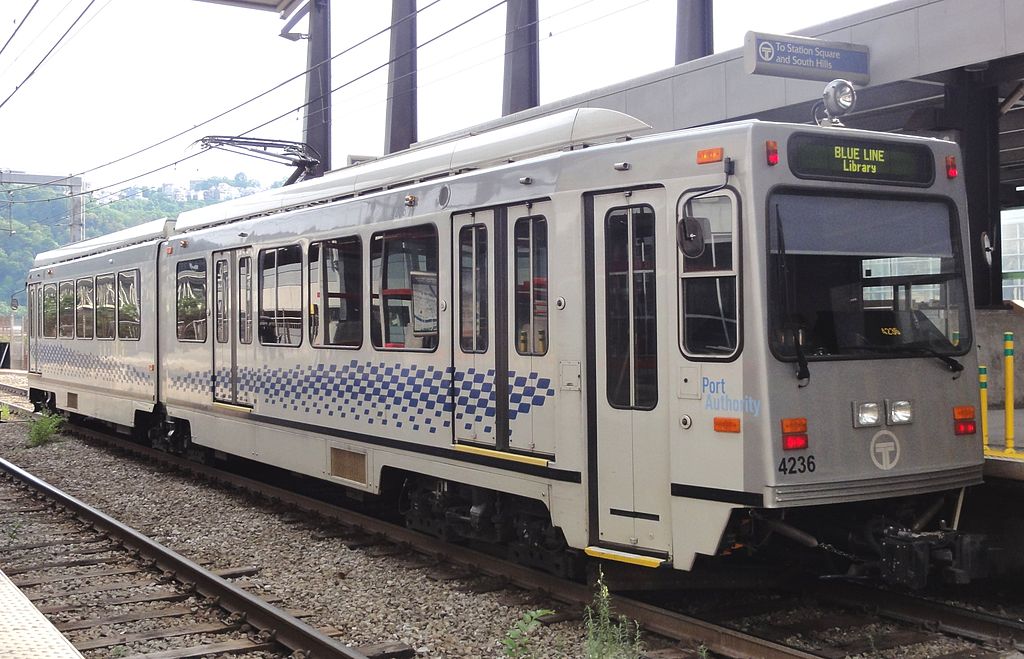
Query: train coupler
879,527,989,589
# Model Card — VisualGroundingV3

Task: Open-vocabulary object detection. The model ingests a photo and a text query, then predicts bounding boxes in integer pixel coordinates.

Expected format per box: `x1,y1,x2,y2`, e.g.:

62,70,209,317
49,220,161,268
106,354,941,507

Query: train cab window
370,225,438,351
75,278,94,339
95,274,116,340
459,225,488,353
239,256,253,344
58,281,74,339
605,205,657,409
309,237,362,348
678,193,739,358
258,245,302,346
176,259,208,342
513,217,548,356
42,283,57,338
117,270,141,340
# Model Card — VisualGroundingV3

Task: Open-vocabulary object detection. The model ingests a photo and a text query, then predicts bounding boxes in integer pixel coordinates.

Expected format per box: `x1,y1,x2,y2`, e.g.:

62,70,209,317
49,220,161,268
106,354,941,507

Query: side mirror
9,297,18,310
677,216,711,258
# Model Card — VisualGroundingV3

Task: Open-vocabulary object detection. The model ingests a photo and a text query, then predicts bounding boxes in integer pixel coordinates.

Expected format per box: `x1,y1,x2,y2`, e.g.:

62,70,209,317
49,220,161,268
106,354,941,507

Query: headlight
853,401,881,428
887,399,913,425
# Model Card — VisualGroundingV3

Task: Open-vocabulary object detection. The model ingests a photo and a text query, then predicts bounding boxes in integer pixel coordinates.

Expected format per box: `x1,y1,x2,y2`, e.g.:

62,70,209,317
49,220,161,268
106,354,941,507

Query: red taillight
782,433,809,450
945,155,958,178
766,140,779,166
954,419,976,435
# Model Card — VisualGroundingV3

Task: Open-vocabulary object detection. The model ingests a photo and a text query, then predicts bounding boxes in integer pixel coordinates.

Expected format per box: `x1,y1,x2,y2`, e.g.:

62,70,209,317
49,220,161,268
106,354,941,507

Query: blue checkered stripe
38,342,153,388
454,369,555,434
214,366,256,404
169,360,556,436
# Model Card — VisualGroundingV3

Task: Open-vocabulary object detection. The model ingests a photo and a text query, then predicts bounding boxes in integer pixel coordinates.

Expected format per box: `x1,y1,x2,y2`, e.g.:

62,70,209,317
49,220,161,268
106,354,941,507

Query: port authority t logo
870,431,901,470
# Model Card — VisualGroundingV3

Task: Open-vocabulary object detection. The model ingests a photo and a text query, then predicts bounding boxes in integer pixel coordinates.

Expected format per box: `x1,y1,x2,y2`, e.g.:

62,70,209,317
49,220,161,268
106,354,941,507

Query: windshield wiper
775,205,809,387
903,344,964,375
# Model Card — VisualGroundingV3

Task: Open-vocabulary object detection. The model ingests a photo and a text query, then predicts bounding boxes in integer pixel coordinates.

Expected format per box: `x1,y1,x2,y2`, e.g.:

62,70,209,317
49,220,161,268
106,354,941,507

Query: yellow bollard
1006,332,1015,451
980,366,989,450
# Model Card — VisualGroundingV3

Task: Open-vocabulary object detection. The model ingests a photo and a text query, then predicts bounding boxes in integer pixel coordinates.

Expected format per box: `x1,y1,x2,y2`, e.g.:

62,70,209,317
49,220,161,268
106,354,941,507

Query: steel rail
0,455,369,659
66,424,822,659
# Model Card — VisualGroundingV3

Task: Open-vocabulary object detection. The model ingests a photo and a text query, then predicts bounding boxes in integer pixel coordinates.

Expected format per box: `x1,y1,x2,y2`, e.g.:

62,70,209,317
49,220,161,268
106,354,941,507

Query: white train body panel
28,110,982,570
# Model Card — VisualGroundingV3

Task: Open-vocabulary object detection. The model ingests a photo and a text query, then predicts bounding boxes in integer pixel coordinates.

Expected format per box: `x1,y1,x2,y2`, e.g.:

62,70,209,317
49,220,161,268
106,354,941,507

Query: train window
513,217,548,356
605,205,657,409
215,259,229,343
117,270,141,340
95,274,116,340
459,225,488,353
75,278,94,339
678,193,738,358
370,225,438,351
258,245,303,346
176,259,208,342
309,237,362,348
239,256,253,344
767,192,970,361
58,281,74,339
42,283,57,338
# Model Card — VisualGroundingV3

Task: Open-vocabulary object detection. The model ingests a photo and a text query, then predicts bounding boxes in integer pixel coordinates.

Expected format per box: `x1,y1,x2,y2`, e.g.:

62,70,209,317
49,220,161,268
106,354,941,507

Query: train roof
174,107,652,233
32,217,175,269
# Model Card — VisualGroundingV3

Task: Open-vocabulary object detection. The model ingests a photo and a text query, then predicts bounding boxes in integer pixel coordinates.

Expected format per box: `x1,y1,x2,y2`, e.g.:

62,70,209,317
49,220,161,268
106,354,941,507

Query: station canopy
193,0,303,17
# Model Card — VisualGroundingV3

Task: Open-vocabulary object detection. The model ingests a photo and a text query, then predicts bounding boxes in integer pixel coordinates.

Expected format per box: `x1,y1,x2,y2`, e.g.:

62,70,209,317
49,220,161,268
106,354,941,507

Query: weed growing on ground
584,568,644,658
502,608,555,658
27,413,64,447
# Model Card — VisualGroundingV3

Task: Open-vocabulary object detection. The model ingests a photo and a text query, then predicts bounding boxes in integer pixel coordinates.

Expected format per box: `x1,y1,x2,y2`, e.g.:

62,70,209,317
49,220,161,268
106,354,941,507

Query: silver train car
26,107,985,587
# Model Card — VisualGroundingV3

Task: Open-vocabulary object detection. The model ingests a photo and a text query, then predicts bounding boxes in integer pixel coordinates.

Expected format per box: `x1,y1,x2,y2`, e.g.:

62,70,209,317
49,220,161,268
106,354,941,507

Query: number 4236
778,455,816,474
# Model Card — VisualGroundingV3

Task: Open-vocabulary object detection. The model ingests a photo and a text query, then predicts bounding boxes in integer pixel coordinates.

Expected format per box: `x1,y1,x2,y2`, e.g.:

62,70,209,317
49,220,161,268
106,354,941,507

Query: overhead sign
745,32,869,85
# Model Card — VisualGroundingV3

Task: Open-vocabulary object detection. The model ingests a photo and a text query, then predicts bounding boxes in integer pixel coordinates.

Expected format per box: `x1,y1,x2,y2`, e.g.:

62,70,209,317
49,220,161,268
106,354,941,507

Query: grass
503,608,555,658
584,568,644,659
27,413,64,447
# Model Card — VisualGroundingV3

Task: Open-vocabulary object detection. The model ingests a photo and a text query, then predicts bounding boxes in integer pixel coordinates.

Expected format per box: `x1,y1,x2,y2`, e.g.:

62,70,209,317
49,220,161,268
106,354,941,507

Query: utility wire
11,0,445,194
0,0,41,61
0,0,96,112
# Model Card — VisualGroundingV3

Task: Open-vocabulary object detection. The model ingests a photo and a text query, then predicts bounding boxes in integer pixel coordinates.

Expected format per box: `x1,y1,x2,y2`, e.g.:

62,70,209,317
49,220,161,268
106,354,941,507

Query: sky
0,0,894,197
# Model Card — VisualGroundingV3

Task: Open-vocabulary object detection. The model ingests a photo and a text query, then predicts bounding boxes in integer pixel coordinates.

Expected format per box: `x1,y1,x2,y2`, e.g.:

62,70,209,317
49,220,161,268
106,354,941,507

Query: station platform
981,408,1024,479
0,567,83,658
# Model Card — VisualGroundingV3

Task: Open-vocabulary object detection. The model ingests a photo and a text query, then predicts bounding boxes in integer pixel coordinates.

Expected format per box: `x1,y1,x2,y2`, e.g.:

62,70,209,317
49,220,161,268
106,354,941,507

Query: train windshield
768,191,970,362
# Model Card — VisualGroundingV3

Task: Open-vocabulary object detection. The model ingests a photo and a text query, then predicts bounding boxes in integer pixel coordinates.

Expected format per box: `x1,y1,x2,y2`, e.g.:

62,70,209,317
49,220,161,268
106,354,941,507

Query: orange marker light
946,155,958,178
781,418,807,434
766,140,779,166
697,147,724,165
953,405,975,420
714,417,741,433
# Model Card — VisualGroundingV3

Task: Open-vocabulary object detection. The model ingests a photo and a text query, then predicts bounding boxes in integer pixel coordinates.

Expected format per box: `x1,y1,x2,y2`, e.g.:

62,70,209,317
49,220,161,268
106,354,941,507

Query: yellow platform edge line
584,546,665,569
213,402,253,413
985,448,1024,459
452,443,548,467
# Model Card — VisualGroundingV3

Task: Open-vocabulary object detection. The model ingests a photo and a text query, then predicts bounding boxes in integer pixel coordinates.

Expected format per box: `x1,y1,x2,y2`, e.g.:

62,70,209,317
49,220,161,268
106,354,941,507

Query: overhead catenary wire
0,0,96,112
0,0,41,62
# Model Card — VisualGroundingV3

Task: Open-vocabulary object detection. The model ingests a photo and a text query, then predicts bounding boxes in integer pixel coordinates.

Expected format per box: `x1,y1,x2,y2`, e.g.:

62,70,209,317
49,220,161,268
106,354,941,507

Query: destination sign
788,134,934,186
745,32,869,85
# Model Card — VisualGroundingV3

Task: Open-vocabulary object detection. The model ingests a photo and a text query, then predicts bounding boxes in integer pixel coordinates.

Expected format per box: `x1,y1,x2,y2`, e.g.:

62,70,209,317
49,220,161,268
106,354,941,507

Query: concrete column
502,0,539,116
304,0,331,177
676,0,713,64
384,0,418,154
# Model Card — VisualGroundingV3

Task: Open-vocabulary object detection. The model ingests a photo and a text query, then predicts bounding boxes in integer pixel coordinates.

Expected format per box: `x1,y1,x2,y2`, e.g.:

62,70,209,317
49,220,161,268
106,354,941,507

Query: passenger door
212,249,255,407
452,211,498,447
588,189,671,552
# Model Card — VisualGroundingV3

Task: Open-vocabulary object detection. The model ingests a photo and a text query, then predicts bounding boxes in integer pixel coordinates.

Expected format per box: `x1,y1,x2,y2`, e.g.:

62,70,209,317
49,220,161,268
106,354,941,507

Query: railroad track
4,384,1023,657
0,454,401,659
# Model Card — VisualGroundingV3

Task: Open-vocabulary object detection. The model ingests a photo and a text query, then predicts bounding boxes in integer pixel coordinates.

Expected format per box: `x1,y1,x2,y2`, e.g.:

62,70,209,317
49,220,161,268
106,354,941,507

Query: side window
117,270,141,340
239,256,253,344
42,283,57,338
215,259,229,343
176,259,208,342
309,237,362,348
370,225,438,351
459,225,488,353
259,245,302,346
605,205,657,409
95,274,116,339
58,281,75,339
678,193,738,358
75,278,94,339
513,216,548,355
